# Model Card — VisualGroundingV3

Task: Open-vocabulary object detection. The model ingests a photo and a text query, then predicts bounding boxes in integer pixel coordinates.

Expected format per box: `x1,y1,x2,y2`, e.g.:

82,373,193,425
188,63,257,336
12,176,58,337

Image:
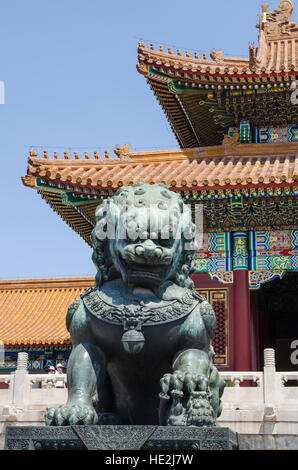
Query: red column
250,290,260,371
233,270,252,371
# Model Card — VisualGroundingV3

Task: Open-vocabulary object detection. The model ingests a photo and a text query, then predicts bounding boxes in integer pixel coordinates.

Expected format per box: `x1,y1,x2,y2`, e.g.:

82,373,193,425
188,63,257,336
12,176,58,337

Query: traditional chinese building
0,278,91,372
15,1,298,373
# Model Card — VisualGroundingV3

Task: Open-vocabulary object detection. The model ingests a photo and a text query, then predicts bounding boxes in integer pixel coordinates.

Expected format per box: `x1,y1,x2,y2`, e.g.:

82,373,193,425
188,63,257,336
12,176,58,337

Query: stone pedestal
5,425,245,450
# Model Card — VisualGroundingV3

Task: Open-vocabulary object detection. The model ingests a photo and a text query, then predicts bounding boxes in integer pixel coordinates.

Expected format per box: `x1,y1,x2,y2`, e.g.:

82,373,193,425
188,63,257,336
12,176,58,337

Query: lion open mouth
119,255,169,283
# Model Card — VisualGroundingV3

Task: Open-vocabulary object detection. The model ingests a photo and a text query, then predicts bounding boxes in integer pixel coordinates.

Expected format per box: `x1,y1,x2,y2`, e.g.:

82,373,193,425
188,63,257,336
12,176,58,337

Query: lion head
91,183,197,291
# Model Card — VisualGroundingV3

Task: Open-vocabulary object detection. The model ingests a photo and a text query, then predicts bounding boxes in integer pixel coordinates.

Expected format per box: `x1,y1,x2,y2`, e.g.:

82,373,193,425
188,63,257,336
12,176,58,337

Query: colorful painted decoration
240,120,251,143
209,272,234,284
195,233,232,273
249,231,298,271
255,125,298,143
249,270,286,290
232,232,249,270
194,231,297,275
1,348,71,371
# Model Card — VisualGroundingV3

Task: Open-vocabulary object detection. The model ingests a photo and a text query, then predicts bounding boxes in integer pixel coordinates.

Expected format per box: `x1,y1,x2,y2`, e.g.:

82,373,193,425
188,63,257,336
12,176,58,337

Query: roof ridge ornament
114,144,133,161
210,50,223,63
258,0,297,38
21,174,36,188
136,63,148,76
222,133,240,155
253,1,297,71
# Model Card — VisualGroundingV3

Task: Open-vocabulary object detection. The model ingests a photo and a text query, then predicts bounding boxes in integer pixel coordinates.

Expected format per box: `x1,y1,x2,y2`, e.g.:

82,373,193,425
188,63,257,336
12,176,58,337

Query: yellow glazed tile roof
23,144,298,190
0,278,93,346
136,2,298,148
137,2,298,76
21,144,298,247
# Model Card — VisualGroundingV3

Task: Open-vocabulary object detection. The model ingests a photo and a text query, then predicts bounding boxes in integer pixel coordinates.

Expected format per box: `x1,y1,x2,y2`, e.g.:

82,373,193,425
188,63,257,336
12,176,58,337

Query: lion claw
45,403,98,426
160,371,209,397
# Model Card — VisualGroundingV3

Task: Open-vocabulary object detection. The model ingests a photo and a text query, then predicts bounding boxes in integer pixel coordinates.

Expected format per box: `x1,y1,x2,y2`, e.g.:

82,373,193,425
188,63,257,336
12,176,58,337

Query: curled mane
91,183,197,290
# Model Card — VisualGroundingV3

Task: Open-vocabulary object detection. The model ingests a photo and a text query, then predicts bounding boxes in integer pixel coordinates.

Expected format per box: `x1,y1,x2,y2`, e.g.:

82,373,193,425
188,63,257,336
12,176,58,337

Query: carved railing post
263,348,278,421
11,352,30,405
16,352,28,371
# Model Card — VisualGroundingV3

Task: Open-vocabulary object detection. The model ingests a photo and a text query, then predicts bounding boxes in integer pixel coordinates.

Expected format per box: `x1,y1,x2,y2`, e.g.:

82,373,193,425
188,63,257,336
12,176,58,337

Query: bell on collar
121,329,145,354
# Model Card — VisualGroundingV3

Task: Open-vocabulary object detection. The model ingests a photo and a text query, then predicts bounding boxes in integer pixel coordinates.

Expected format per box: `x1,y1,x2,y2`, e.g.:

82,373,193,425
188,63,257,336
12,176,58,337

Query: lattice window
212,300,226,356
197,289,228,367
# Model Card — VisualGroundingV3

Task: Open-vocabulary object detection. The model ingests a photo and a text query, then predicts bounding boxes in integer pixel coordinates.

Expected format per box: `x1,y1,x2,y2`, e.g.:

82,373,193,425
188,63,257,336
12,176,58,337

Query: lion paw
159,371,216,427
159,371,209,400
45,403,98,426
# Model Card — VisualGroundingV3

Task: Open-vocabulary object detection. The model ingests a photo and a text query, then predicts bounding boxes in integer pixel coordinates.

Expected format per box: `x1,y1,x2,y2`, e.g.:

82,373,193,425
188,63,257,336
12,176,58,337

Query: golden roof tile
21,145,298,243
0,278,93,346
23,144,298,190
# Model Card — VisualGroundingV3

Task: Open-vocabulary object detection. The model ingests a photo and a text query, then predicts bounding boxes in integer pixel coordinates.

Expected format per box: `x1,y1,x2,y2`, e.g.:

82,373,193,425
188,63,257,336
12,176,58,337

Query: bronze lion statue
45,183,224,427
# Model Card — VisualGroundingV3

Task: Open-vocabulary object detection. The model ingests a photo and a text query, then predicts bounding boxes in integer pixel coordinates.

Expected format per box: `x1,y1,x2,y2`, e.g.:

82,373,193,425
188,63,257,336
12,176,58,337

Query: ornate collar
81,288,202,327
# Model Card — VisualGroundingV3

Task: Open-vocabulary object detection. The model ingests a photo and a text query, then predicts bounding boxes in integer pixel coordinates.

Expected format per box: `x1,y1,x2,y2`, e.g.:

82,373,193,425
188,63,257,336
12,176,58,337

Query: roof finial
261,3,269,13
259,0,296,37
210,50,223,63
114,144,132,161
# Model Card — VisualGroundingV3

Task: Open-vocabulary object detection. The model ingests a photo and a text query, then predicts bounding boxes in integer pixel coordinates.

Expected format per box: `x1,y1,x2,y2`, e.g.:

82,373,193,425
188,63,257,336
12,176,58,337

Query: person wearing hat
55,363,65,388
44,365,56,389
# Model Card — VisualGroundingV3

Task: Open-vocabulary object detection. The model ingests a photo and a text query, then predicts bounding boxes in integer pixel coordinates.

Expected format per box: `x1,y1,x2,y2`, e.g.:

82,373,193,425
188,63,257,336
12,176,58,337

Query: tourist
55,363,65,388
48,365,55,374
44,365,56,388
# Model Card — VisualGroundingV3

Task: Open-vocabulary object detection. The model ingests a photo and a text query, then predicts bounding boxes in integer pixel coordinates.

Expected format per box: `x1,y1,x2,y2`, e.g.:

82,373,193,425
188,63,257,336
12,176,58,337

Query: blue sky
0,0,296,279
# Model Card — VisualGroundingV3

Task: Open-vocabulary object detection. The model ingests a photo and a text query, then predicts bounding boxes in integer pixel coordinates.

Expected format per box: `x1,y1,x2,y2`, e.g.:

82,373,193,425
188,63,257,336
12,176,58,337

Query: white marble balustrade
0,349,297,436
